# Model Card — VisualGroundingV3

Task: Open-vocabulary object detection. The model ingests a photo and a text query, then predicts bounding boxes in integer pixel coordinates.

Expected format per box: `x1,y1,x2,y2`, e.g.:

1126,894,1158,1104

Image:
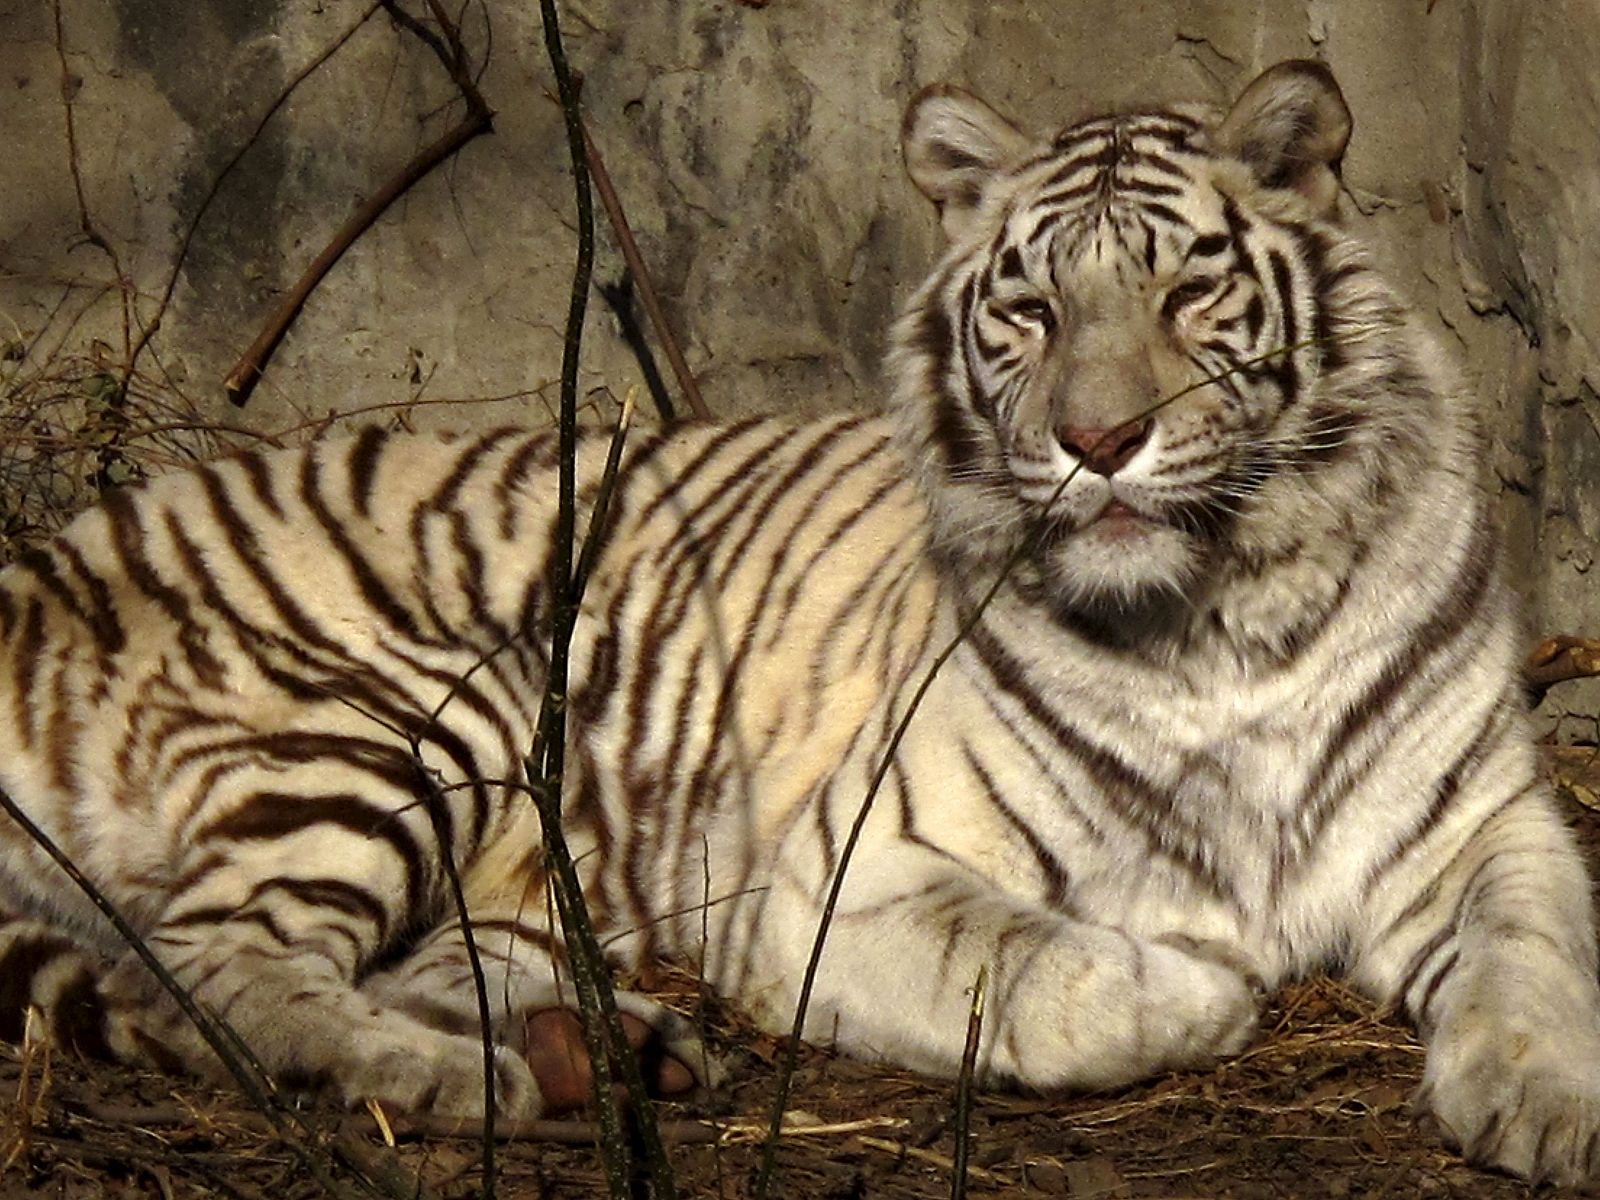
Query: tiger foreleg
1357,789,1600,1186
742,852,1260,1089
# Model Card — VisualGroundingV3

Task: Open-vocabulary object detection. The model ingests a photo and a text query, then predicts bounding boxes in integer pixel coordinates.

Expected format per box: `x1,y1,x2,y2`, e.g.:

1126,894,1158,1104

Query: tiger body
5,61,1600,1184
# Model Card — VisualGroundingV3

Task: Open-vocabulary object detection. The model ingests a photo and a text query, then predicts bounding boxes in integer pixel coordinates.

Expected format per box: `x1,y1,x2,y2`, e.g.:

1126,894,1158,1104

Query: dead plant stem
128,2,382,381
580,120,710,421
531,2,675,1195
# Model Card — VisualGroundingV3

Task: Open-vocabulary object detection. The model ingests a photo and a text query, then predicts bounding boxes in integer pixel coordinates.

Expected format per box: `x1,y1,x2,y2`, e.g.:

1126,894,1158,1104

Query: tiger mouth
1081,498,1163,535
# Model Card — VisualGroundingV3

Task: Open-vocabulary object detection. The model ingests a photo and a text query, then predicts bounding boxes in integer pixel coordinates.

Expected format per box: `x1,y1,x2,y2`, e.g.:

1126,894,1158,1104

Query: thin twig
52,0,123,311
532,4,675,1195
570,387,636,601
53,0,134,492
77,1101,726,1145
403,746,499,1198
127,2,383,381
223,0,495,405
950,965,986,1200
580,120,710,420
856,1136,1003,1184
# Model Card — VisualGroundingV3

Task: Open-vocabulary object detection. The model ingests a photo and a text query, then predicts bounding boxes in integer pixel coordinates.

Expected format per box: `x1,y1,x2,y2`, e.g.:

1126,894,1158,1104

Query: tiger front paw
1140,935,1262,1070
342,1030,545,1121
1422,1015,1600,1186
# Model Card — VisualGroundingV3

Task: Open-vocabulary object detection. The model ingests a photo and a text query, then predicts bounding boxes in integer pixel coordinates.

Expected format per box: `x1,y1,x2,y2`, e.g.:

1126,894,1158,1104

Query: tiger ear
1216,60,1351,216
903,85,1033,240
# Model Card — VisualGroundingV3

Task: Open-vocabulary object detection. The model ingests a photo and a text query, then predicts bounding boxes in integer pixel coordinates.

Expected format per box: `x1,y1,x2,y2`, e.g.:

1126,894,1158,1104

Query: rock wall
3,0,1599,722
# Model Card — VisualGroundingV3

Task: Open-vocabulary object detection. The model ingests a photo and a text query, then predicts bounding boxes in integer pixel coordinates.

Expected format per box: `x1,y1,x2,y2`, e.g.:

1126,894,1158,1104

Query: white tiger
2,60,1599,1185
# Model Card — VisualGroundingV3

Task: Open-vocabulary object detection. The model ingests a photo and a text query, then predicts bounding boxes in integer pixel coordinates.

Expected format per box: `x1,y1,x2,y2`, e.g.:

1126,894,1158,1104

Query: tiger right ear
902,85,1033,240
1216,60,1351,216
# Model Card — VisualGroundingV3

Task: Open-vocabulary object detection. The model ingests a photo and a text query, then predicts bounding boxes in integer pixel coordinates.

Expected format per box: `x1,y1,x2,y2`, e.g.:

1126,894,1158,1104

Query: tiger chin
3,61,1600,1189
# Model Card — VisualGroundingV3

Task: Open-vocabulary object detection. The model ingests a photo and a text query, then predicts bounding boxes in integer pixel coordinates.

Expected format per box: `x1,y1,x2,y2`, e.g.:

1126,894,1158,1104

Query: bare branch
223,0,495,406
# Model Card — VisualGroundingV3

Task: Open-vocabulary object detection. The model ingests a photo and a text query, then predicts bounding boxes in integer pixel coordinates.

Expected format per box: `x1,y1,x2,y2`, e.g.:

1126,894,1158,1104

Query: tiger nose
1058,418,1152,476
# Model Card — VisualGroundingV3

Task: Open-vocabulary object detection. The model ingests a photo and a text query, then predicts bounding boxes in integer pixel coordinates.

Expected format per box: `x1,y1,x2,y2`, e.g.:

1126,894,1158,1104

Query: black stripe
348,427,388,518
1267,249,1300,400
967,622,1232,902
1131,200,1190,230
1297,513,1496,835
103,487,227,686
298,452,433,645
636,419,773,527
494,432,560,540
234,451,284,518
962,746,1073,910
12,599,44,750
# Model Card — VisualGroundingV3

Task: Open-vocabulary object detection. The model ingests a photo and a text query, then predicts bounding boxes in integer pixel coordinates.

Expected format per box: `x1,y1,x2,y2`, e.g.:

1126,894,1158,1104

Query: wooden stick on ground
1526,634,1600,706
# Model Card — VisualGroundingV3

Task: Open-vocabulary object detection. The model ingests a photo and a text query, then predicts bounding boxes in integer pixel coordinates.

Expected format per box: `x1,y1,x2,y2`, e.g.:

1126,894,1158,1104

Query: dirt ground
6,758,1599,1200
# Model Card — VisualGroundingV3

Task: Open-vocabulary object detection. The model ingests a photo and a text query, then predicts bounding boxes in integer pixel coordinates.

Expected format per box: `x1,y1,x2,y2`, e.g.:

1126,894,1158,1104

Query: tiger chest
909,652,1361,979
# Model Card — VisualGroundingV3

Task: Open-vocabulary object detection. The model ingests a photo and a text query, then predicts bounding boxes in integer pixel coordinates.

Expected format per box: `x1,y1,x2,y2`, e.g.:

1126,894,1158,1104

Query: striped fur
3,61,1599,1183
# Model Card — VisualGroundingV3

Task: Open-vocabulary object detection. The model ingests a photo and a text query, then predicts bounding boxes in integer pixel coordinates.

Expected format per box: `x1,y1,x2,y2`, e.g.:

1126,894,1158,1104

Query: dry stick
52,0,128,357
750,332,1346,1199
77,1102,723,1146
52,0,136,494
571,388,637,598
579,120,711,421
697,834,732,1200
950,965,986,1200
1525,634,1600,706
126,2,383,381
223,0,494,406
384,394,633,1179
531,5,675,1196
0,784,374,1200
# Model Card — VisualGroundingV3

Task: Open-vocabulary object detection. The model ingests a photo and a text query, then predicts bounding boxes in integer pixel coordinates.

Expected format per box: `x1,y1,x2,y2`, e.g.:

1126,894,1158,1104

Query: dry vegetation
3,942,1572,1198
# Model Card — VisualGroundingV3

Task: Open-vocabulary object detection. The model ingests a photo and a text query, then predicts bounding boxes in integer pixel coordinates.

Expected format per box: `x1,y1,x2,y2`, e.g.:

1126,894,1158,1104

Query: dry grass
0,303,229,564
1,952,1561,1199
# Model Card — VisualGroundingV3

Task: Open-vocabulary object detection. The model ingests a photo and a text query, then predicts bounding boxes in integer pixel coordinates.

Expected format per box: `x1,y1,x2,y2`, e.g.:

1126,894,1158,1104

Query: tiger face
895,63,1367,622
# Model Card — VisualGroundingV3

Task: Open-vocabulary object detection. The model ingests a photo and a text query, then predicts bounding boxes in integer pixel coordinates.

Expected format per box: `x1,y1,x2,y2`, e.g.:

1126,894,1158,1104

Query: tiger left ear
1216,60,1351,216
903,85,1034,241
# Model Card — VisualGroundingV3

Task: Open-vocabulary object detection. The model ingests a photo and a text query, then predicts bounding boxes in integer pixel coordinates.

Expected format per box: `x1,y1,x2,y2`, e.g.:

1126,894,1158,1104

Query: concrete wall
3,0,1599,722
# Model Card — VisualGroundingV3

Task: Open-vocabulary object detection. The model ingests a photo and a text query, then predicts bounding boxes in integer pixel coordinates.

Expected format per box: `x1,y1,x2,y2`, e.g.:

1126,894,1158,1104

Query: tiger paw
1421,1017,1600,1185
1026,931,1262,1089
342,1031,544,1121
1140,936,1262,1069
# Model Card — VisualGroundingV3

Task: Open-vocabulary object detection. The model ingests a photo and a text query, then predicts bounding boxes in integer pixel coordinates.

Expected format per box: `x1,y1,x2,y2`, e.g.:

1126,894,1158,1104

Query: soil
5,763,1598,1200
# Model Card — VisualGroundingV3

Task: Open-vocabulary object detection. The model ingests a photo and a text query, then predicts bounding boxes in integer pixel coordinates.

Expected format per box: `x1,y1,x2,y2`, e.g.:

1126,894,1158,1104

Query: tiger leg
360,915,703,1113
95,917,542,1119
734,845,1260,1088
72,803,545,1121
1353,786,1600,1186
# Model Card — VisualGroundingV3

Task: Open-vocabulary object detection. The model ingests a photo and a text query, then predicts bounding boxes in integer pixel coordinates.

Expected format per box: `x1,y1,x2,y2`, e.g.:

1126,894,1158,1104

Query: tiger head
893,61,1433,640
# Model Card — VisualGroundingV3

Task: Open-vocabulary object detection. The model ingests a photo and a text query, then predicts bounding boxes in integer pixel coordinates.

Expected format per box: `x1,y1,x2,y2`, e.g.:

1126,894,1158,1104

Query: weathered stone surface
2,1,1598,723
